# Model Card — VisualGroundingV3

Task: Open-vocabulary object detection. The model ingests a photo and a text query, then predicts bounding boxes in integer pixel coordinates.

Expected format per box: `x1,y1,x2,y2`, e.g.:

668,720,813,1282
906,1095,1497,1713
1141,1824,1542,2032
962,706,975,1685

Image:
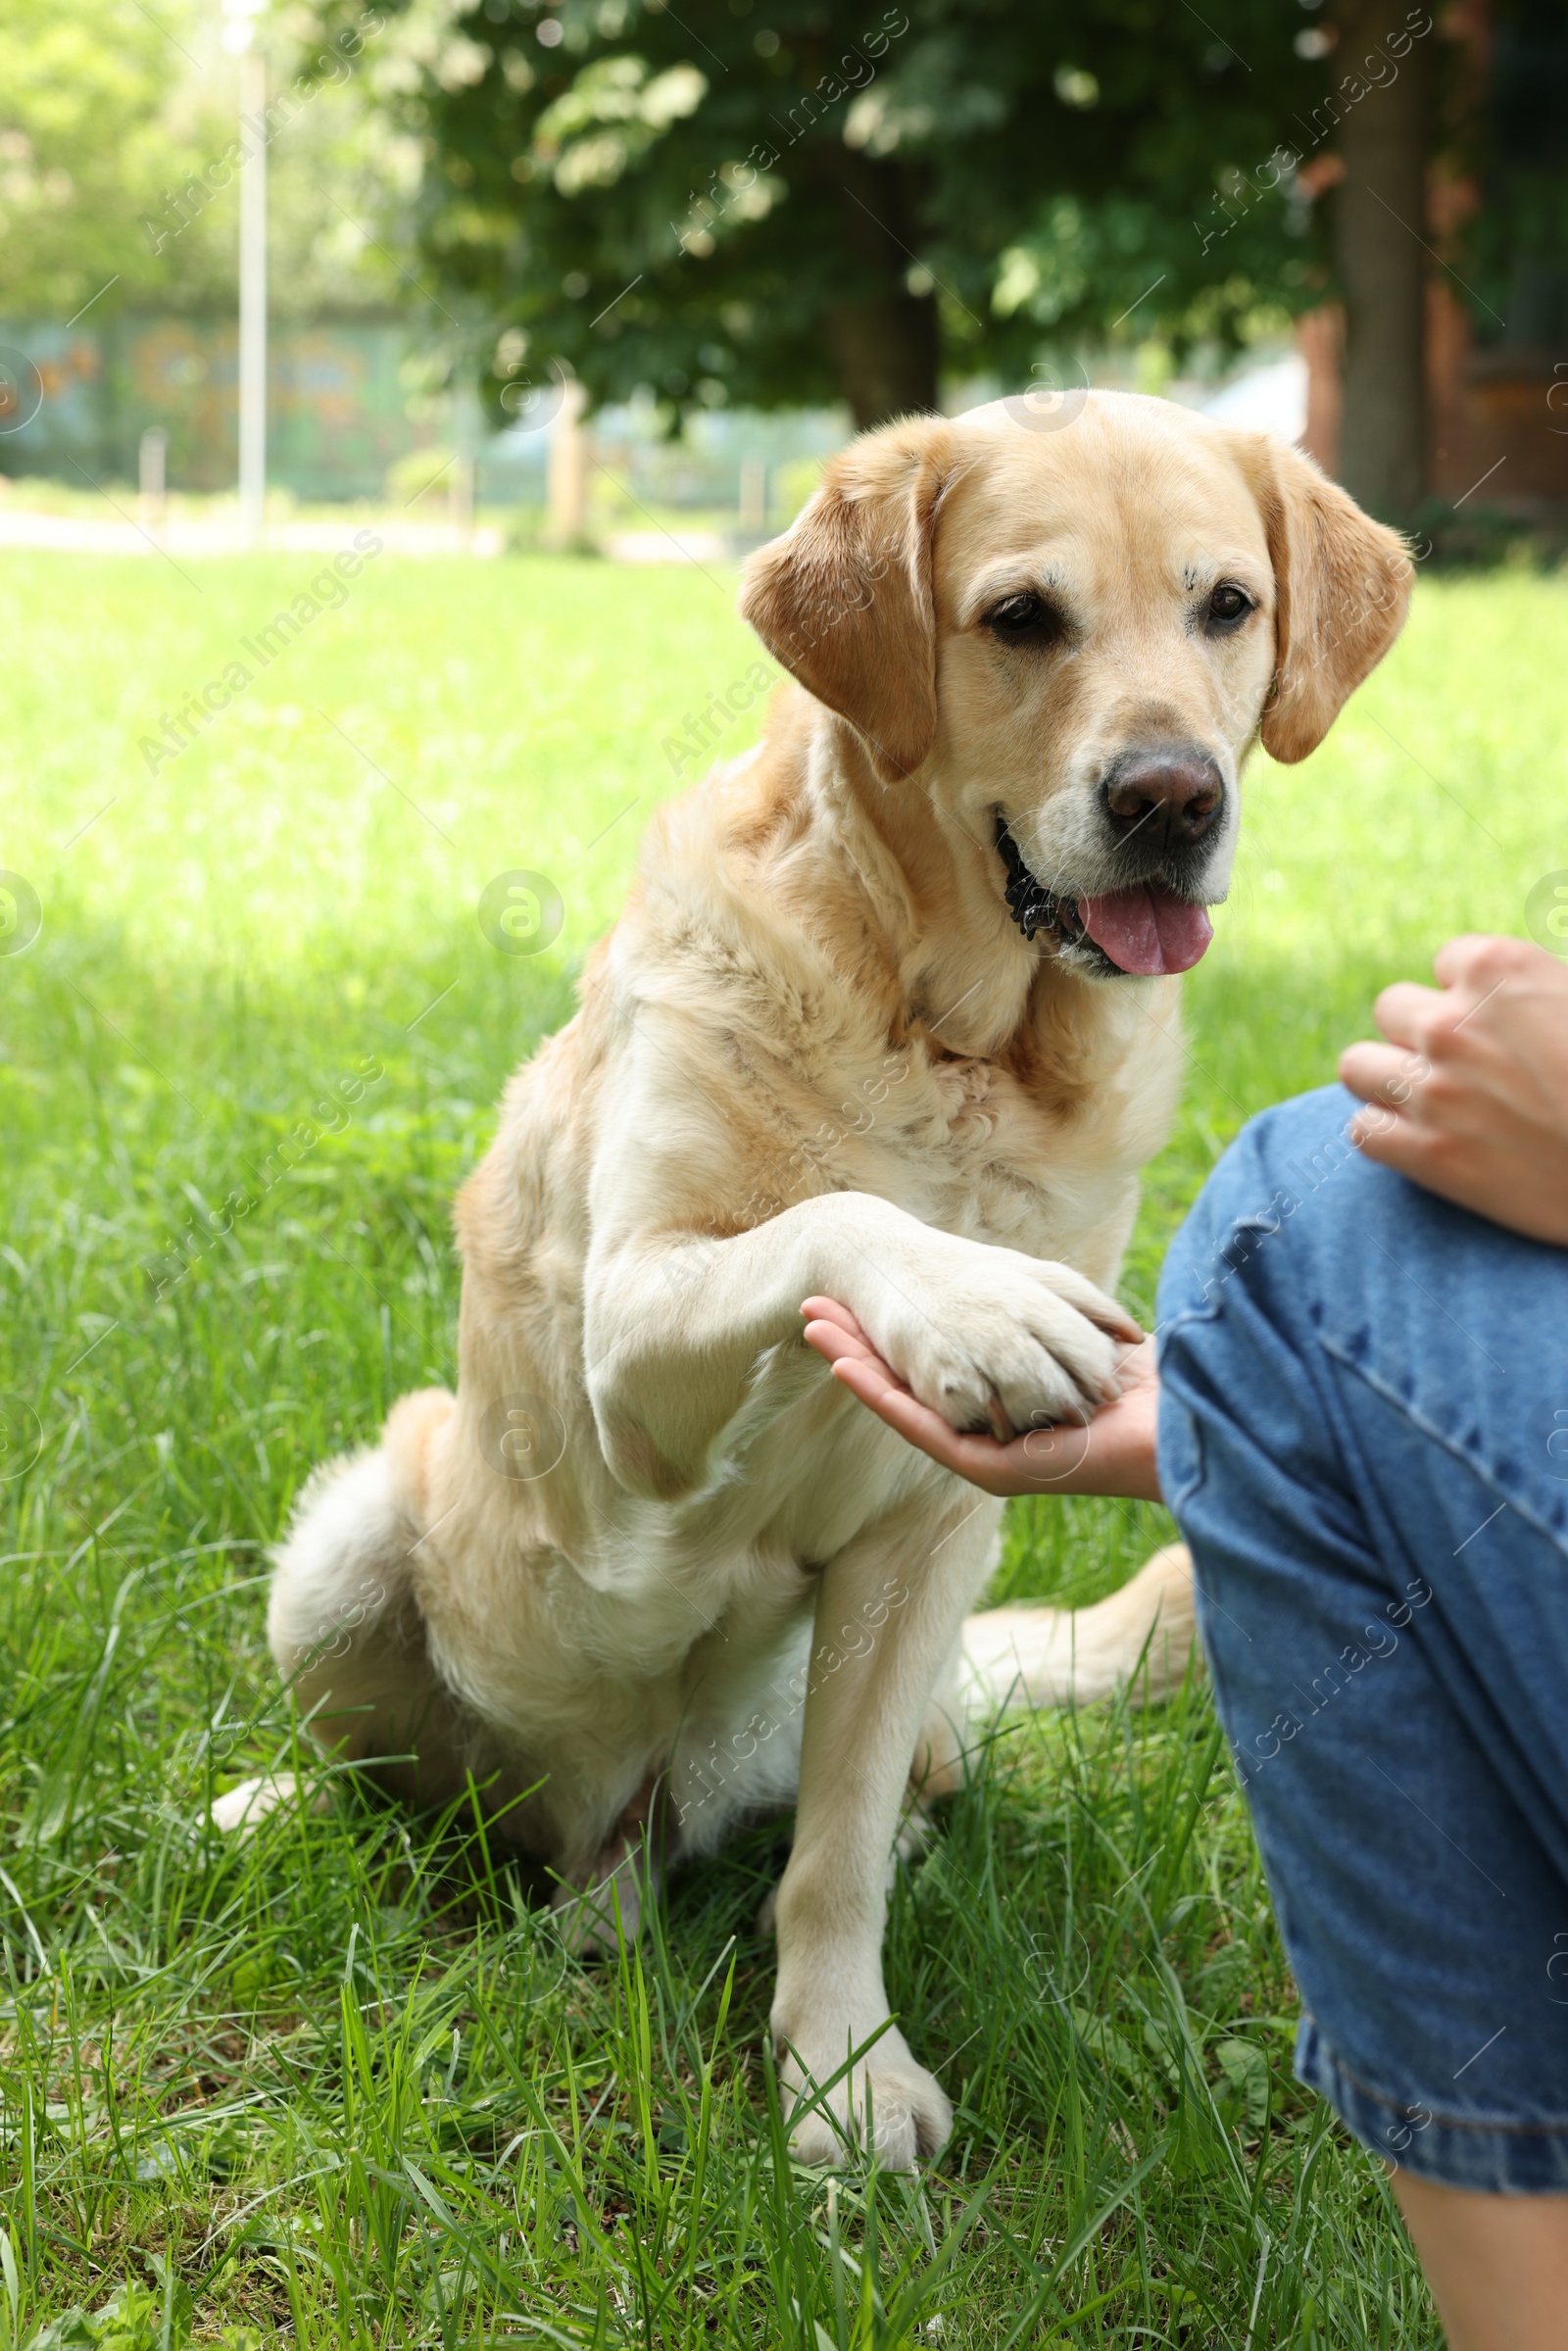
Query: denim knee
1155,1085,1368,1350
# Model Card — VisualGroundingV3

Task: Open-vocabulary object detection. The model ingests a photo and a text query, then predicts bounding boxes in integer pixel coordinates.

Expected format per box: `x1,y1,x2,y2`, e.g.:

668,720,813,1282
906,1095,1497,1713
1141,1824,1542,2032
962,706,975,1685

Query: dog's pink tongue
1078,884,1213,975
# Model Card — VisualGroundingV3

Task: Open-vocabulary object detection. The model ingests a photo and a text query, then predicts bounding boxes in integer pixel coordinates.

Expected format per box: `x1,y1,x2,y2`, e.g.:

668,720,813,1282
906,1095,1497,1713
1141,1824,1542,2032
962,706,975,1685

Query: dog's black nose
1102,748,1223,850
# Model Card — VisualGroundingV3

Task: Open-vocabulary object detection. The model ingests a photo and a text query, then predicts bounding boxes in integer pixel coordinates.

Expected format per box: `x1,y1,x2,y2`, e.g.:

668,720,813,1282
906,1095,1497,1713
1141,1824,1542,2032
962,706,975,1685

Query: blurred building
1294,291,1568,514
1298,0,1568,514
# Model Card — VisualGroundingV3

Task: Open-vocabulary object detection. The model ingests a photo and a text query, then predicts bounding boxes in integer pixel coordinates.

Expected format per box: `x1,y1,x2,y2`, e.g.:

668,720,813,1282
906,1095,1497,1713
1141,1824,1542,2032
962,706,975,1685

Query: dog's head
741,393,1411,979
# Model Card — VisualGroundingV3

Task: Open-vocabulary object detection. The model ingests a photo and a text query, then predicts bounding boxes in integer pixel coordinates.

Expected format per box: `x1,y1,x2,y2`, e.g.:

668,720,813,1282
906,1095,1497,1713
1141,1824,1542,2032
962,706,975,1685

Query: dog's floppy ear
1250,437,1413,765
740,416,950,782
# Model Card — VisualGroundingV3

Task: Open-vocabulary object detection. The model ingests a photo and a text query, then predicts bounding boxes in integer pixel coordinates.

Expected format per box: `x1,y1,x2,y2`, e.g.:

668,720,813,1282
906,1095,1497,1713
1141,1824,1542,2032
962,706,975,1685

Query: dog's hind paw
551,1838,658,1956
209,1772,301,1835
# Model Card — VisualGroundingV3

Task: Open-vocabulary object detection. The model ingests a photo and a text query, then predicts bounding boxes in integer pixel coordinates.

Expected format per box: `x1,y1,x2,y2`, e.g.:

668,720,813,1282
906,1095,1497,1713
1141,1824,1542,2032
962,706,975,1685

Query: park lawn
0,543,1563,2350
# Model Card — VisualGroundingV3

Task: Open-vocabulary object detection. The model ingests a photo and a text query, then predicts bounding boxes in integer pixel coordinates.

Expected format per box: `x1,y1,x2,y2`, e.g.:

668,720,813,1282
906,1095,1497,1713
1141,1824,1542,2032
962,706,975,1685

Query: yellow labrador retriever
230,392,1409,2167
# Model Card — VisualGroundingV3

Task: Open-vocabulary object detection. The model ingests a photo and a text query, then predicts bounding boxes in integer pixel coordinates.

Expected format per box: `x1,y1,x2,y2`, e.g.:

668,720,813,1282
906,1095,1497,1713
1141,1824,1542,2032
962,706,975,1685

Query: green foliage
2,547,1563,2341
0,0,425,328
25,2269,190,2351
0,0,213,319
353,0,1336,424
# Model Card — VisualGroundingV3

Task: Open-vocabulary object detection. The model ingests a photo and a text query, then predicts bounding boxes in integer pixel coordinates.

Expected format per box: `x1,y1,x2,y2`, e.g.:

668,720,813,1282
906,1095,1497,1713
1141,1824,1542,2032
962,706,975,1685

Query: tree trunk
822,291,940,430
1328,0,1433,518
820,155,941,428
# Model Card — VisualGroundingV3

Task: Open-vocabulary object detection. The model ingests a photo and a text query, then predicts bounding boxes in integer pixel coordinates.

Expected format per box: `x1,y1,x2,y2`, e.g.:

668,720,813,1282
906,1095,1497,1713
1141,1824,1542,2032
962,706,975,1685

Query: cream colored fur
228,394,1410,2169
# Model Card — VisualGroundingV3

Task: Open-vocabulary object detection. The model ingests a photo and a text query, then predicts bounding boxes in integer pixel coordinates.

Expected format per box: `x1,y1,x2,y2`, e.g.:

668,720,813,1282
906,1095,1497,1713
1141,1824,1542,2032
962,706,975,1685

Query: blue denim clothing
1155,1086,1568,2193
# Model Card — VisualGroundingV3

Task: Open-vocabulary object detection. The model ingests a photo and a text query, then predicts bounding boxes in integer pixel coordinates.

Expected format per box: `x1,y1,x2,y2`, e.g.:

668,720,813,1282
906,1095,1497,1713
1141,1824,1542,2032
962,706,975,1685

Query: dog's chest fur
859,1044,1141,1266
704,974,1176,1290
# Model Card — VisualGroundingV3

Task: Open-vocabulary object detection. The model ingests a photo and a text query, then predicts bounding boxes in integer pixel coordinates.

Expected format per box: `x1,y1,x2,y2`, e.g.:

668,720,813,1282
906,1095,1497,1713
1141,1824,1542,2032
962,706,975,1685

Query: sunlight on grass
1,552,1562,2345
2,551,762,978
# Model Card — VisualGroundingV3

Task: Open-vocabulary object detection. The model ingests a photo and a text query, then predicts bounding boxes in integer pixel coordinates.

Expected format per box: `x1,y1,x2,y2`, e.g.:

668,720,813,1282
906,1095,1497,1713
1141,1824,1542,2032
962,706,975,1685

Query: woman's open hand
802,1299,1163,1502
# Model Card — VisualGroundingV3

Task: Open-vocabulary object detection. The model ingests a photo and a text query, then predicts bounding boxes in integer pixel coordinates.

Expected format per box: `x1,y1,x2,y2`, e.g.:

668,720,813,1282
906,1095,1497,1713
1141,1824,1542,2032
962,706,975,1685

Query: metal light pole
222,0,268,545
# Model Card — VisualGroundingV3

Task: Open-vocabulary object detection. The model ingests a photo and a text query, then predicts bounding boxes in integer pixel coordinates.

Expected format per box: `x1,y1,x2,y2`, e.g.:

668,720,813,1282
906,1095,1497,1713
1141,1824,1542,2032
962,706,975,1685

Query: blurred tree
1325,0,1434,516
0,0,211,319
0,0,425,327
359,0,1335,431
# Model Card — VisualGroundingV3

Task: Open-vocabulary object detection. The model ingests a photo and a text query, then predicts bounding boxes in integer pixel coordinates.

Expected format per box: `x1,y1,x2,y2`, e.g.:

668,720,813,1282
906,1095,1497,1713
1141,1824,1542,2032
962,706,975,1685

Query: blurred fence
0,315,417,500
0,314,847,514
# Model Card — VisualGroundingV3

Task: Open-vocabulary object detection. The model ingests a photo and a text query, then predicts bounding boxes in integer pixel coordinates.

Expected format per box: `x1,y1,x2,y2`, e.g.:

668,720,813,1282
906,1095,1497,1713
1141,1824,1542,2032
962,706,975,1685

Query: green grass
0,546,1564,2349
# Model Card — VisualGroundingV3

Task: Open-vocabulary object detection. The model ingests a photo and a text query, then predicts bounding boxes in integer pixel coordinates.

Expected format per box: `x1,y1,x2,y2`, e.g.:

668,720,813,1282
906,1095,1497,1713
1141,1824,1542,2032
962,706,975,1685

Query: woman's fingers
799,1306,869,1345
1431,932,1503,990
1340,1037,1429,1109
800,1296,866,1340
800,1302,884,1381
1348,1102,1418,1163
825,1348,1000,1475
803,1312,1017,1484
801,1317,867,1367
802,1309,888,1379
1370,978,1444,1049
832,1353,941,1434
1349,1101,1466,1191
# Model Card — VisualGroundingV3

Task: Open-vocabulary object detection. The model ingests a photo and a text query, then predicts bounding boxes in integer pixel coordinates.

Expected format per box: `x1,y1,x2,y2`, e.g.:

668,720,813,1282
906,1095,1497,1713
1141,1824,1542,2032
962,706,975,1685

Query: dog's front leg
770,1487,998,2170
583,1191,1134,1501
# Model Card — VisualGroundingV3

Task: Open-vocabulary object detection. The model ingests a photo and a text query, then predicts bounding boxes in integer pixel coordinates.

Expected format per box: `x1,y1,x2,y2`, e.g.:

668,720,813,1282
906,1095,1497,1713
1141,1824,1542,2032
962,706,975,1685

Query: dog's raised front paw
865,1242,1139,1439
777,2018,952,2171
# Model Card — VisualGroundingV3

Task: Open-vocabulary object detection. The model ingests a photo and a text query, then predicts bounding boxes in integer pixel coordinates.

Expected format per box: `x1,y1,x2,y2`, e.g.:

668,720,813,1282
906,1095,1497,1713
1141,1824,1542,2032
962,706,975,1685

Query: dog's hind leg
957,1542,1198,1719
218,1390,475,1830
549,1771,666,1955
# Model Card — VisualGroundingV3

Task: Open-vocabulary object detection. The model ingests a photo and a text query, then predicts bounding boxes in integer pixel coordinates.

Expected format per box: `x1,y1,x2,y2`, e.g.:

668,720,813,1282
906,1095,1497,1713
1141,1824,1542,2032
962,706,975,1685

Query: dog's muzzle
995,813,1215,977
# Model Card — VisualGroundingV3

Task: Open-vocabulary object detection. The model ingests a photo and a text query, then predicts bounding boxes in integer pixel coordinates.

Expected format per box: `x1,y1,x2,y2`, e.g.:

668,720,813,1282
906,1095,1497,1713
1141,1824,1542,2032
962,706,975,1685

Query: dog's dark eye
1206,581,1253,627
983,591,1062,644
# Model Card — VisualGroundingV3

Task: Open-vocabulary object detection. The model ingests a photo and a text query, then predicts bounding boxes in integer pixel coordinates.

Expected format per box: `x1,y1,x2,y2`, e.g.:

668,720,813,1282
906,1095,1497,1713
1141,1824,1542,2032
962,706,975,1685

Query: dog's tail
956,1543,1198,1721
213,1389,474,1836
